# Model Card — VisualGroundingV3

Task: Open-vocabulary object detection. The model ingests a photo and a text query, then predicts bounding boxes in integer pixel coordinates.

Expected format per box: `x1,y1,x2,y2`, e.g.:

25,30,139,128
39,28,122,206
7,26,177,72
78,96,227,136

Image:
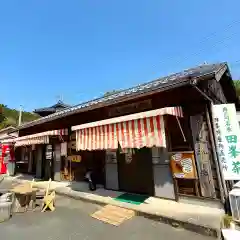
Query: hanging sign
46,145,52,160
108,99,152,117
67,155,81,162
61,142,68,156
170,152,197,179
212,104,240,180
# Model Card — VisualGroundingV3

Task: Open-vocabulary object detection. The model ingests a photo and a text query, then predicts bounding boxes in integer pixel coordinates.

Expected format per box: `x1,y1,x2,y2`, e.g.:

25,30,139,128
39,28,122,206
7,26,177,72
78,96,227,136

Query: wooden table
11,185,38,213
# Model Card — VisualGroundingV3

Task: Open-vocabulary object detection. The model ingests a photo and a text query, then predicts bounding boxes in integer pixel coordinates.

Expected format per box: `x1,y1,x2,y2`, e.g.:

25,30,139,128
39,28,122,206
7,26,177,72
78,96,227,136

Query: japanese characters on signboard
212,104,240,180
170,152,197,179
67,155,82,163
45,145,53,160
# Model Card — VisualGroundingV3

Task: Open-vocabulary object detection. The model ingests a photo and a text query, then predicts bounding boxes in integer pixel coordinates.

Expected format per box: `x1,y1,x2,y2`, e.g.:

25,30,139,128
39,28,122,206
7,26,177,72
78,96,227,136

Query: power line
164,31,238,66
152,19,240,69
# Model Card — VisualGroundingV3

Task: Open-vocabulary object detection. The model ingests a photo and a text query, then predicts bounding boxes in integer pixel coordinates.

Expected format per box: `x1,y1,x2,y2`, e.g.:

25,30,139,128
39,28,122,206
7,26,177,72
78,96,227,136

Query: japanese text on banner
212,104,240,180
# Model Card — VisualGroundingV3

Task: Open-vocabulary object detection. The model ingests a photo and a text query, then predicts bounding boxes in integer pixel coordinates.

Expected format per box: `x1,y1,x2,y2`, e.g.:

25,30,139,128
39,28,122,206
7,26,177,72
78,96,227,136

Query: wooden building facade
12,62,238,203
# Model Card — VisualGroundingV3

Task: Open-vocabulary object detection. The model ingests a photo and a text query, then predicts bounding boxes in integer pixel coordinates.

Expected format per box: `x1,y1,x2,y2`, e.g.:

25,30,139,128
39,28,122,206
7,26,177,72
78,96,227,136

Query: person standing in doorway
85,169,96,191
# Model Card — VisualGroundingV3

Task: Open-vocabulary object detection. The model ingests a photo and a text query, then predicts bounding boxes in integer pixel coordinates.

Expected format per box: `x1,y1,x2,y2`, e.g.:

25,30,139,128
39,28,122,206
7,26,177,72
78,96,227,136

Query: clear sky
0,0,240,111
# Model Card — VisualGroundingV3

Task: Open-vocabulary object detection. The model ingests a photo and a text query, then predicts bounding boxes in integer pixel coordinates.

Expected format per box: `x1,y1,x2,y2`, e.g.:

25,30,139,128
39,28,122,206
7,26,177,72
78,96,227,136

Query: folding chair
41,178,56,212
41,191,56,212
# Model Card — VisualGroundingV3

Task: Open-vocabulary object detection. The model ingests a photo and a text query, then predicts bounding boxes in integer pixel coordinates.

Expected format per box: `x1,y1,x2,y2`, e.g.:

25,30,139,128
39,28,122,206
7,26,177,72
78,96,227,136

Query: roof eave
0,126,17,133
16,63,228,131
18,78,191,130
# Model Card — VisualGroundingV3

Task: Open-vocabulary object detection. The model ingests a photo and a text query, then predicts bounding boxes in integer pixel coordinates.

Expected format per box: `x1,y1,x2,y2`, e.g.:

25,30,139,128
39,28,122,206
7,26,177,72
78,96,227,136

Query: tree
234,80,240,97
0,104,6,124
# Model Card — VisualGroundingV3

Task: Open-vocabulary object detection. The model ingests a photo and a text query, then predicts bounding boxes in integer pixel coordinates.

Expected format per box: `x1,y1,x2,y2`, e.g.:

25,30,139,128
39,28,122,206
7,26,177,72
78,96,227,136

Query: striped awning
0,138,16,144
14,129,68,147
72,107,183,151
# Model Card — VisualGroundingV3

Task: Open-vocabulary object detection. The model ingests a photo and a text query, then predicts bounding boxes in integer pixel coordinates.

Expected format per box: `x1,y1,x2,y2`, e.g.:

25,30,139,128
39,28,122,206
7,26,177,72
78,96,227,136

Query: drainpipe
190,79,228,203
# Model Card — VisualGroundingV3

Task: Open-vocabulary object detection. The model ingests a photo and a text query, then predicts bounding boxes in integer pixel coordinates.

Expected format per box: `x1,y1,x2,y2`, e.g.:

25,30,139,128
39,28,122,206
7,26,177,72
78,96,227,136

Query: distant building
34,100,71,117
0,126,18,142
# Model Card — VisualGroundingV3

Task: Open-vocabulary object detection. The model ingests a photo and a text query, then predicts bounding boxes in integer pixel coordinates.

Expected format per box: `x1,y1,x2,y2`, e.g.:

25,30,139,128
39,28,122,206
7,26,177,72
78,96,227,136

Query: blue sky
0,0,240,111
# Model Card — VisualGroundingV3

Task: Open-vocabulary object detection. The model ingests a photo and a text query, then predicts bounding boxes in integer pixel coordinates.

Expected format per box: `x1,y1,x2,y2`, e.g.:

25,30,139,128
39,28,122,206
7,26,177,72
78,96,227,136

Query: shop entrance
92,150,105,185
42,144,54,180
118,147,154,196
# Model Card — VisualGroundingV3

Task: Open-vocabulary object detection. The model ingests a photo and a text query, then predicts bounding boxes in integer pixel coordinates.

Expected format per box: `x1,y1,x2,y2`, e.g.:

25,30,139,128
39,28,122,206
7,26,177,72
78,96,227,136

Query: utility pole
18,105,22,126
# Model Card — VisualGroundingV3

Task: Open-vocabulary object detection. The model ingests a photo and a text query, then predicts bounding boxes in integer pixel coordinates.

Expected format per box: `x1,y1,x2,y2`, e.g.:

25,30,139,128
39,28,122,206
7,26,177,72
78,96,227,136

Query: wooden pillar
206,104,227,202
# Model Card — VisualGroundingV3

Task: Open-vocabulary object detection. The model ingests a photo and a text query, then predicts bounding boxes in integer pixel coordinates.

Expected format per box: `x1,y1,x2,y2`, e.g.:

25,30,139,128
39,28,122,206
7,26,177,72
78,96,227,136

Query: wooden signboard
46,145,53,160
170,151,197,179
67,155,81,163
108,99,152,117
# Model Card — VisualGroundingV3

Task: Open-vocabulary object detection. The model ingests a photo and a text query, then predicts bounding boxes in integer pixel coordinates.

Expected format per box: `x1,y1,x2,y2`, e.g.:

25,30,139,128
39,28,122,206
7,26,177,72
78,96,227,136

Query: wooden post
206,105,227,202
163,115,179,201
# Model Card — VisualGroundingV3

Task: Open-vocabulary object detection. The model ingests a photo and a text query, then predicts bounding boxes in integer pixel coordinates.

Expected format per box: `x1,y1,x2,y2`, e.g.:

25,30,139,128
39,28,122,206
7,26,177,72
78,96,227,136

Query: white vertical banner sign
212,104,240,180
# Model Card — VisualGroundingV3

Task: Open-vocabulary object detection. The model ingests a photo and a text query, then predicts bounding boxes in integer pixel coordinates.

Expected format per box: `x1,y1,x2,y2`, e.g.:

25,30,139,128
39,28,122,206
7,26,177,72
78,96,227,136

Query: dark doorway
42,145,54,180
92,150,105,185
32,149,37,174
118,147,154,196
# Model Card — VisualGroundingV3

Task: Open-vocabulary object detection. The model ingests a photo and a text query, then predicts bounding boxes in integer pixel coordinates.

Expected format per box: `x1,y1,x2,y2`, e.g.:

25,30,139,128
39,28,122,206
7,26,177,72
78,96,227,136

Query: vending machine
0,143,7,174
0,143,15,175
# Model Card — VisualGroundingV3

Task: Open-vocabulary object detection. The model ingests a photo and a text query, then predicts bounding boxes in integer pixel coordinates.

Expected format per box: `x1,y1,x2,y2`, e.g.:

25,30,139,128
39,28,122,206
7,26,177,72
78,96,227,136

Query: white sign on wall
212,104,240,180
61,142,67,156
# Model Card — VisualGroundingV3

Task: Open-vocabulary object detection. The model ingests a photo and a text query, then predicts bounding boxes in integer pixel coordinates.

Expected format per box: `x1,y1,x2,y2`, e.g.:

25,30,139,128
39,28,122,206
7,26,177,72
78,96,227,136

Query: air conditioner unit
229,188,240,222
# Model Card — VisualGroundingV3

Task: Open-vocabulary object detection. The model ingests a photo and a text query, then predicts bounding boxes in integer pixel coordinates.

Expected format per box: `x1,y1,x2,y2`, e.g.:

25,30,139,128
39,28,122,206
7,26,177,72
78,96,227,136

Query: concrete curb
56,189,221,238
9,178,221,238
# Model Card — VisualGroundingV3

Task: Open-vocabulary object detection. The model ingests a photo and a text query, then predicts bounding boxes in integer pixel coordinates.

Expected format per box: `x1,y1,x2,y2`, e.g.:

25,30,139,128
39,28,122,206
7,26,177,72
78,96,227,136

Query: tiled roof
18,62,228,130
50,100,71,109
34,100,70,113
34,107,56,113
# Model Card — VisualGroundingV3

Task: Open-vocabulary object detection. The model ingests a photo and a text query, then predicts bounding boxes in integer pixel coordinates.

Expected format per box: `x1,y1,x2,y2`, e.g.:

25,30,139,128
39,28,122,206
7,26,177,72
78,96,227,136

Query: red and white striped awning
14,129,68,147
72,107,183,151
0,138,16,144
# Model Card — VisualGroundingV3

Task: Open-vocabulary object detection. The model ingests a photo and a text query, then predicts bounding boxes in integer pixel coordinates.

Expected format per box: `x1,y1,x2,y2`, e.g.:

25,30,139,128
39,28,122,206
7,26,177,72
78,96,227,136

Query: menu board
46,145,53,160
170,152,197,179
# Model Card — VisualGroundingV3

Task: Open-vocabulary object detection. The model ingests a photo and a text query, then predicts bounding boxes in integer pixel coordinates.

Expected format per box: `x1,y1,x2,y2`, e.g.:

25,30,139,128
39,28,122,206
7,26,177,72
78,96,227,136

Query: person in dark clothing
85,169,96,191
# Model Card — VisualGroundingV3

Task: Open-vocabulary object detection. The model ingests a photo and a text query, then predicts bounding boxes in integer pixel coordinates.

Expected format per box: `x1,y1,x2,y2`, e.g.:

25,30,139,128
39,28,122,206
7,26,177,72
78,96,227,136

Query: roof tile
19,62,226,130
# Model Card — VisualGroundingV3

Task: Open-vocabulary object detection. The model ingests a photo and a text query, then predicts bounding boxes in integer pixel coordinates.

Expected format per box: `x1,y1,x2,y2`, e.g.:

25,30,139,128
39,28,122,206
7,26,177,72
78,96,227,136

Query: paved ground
0,179,214,240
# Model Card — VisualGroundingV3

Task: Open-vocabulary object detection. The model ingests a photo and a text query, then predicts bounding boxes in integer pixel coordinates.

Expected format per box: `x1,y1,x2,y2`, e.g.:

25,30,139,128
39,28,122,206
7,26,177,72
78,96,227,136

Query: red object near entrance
0,143,15,174
0,143,7,174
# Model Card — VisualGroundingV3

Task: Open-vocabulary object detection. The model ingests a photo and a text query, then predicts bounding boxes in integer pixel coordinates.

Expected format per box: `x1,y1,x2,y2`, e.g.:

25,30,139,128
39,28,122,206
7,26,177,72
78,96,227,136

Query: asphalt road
0,180,213,240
